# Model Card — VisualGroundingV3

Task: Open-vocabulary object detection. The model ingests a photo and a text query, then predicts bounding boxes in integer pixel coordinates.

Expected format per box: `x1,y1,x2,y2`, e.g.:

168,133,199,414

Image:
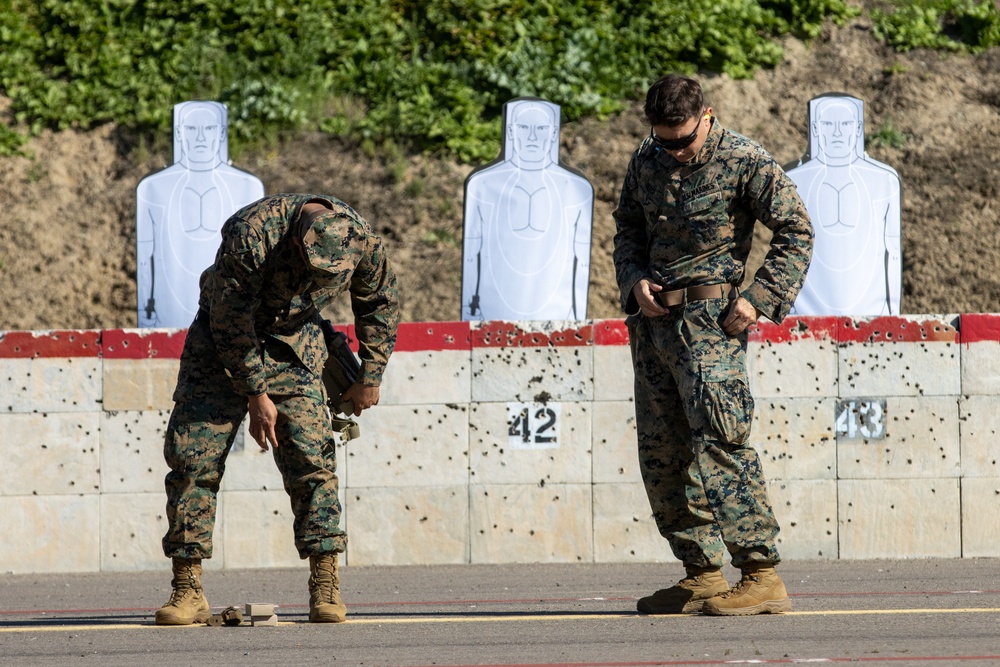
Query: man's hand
342,382,380,417
722,296,761,336
632,279,669,318
248,392,279,451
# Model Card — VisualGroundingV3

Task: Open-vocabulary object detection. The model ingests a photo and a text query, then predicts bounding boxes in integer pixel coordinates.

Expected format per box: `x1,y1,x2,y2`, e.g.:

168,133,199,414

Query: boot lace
310,557,339,604
166,567,199,606
680,569,720,589
718,573,761,599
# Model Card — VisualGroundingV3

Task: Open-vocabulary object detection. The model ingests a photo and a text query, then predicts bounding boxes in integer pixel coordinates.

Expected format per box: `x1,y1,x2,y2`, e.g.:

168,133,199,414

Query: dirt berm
1,12,998,331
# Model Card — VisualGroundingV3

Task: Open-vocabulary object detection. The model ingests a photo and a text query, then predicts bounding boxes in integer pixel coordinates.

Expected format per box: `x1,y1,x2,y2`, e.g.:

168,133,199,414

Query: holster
320,320,362,442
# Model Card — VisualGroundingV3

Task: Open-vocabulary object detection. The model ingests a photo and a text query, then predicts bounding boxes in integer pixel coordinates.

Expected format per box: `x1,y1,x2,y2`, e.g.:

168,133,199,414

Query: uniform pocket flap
698,361,753,446
680,188,722,215
699,362,741,383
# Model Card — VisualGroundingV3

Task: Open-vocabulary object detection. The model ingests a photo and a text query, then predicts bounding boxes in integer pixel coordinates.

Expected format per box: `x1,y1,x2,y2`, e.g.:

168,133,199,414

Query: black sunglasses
650,113,706,151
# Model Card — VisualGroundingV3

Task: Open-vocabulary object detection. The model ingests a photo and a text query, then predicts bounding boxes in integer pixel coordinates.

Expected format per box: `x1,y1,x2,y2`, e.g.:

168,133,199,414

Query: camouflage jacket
198,193,400,397
612,120,814,323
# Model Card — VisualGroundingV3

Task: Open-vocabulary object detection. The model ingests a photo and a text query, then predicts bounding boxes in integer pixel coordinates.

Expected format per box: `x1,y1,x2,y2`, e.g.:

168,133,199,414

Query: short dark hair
644,75,704,127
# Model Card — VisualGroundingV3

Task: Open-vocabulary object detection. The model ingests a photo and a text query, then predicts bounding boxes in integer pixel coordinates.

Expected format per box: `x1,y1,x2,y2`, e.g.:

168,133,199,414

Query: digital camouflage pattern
190,193,399,398
163,389,346,558
162,193,400,560
613,120,813,321
612,120,813,569
628,301,779,569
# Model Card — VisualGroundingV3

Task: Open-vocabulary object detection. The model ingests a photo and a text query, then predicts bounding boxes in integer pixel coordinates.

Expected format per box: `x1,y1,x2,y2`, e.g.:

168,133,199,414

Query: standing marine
612,74,814,615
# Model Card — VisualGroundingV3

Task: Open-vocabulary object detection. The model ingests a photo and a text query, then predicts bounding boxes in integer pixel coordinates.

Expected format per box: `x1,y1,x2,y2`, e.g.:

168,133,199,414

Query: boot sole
154,609,213,625
636,583,730,615
309,612,347,623
309,603,348,623
703,599,792,616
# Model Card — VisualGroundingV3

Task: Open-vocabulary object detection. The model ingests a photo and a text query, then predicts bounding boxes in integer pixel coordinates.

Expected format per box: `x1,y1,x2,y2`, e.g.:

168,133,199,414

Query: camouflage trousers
627,297,780,570
162,321,346,560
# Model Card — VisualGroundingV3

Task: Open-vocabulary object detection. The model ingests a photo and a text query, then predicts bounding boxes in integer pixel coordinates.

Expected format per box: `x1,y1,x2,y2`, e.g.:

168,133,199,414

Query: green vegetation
866,116,908,149
26,160,46,183
871,0,1000,53
0,0,991,161
883,59,910,75
0,121,26,156
421,228,459,248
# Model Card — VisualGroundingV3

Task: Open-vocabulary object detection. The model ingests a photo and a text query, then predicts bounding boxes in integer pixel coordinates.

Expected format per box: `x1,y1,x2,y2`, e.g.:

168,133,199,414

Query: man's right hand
248,392,279,451
342,382,380,417
633,279,669,318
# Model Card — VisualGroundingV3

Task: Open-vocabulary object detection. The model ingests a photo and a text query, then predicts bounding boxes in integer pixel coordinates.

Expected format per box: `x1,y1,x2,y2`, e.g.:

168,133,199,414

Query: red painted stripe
0,315,990,357
101,329,187,359
0,330,100,358
748,316,841,344
594,319,630,346
839,316,959,343
394,321,471,352
959,313,1000,343
472,322,594,348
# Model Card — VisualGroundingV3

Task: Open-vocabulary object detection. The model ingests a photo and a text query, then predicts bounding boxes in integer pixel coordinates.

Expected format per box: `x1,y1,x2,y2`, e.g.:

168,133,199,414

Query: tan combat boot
702,563,792,616
636,566,729,614
154,557,212,625
308,553,347,623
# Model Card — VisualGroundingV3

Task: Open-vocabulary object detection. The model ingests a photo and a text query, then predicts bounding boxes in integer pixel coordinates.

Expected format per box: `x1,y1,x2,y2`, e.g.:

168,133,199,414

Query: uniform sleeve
740,155,815,323
350,232,400,386
611,151,650,315
208,224,269,396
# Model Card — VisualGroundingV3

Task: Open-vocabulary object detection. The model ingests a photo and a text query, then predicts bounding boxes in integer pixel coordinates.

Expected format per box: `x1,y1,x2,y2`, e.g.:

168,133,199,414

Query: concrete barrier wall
1,315,998,574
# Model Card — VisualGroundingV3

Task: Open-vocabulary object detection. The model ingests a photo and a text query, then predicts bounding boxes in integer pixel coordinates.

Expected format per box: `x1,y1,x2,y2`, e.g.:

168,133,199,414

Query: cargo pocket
699,363,754,445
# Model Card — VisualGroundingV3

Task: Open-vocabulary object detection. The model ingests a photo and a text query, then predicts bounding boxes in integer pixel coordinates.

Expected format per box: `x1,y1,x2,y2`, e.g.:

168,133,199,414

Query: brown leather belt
656,283,733,308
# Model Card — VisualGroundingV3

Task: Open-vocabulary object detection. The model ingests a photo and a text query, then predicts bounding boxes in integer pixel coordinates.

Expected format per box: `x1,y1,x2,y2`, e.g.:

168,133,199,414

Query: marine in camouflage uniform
612,75,813,616
155,193,399,626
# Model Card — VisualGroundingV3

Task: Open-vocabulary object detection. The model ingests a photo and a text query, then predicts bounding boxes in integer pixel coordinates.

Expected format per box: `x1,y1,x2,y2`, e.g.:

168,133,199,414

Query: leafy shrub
871,0,1000,52
867,116,908,149
0,0,864,161
0,121,26,156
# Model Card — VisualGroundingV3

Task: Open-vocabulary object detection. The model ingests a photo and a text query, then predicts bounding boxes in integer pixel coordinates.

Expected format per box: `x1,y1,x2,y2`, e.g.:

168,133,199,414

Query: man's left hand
721,296,761,336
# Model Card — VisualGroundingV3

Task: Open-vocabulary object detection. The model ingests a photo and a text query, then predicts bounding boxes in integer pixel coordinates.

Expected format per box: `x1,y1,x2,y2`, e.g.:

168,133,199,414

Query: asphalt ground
1,559,999,667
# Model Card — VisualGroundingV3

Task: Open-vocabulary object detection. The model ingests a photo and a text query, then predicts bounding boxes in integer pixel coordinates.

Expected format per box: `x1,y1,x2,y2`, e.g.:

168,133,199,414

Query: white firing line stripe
345,607,1000,624
784,608,1000,616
